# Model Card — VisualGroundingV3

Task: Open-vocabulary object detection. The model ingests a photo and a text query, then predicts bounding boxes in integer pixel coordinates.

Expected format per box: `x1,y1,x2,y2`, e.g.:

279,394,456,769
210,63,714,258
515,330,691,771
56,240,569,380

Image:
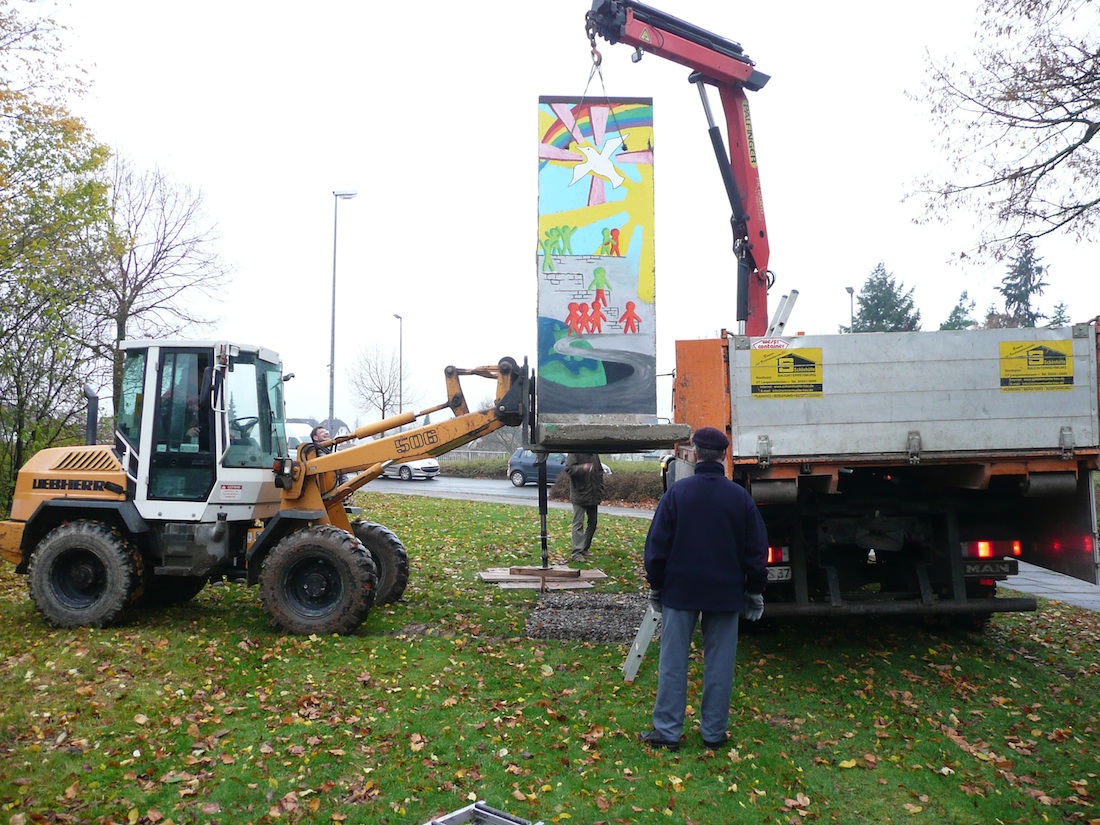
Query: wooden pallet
478,566,607,590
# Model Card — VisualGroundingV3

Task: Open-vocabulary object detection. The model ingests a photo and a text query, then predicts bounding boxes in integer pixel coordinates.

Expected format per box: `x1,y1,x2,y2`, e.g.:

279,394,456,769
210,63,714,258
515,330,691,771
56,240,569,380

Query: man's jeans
652,607,739,743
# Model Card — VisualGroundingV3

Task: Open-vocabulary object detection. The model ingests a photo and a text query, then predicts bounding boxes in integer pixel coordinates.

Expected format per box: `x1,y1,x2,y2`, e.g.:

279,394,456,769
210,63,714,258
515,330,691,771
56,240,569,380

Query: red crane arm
587,0,772,335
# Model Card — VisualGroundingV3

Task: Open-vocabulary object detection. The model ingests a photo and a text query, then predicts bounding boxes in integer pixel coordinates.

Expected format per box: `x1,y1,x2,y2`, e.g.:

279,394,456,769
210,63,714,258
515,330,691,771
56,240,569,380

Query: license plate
767,566,792,582
964,560,1018,576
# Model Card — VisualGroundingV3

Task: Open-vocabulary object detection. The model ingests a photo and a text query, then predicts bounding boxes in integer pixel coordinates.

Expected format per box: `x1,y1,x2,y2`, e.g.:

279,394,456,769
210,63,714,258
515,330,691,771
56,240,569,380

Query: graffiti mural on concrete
537,96,656,416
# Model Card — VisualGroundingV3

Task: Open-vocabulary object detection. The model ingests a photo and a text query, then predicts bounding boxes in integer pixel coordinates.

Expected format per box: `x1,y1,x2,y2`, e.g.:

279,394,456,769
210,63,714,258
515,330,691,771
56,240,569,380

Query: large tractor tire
352,521,410,606
27,521,144,628
259,525,377,635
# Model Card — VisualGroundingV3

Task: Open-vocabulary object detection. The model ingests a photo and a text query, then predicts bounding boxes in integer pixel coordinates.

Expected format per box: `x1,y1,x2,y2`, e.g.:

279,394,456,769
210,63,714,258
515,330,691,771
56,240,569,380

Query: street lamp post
329,189,357,427
393,313,403,414
845,286,855,332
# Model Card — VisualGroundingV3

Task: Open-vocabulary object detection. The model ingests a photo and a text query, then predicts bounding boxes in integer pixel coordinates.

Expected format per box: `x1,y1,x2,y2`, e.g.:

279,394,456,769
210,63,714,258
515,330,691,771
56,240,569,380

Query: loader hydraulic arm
586,0,772,335
274,358,527,519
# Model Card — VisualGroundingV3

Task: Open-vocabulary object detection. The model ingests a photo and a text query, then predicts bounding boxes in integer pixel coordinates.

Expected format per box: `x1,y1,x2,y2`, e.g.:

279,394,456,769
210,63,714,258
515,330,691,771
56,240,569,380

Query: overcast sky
51,0,1100,423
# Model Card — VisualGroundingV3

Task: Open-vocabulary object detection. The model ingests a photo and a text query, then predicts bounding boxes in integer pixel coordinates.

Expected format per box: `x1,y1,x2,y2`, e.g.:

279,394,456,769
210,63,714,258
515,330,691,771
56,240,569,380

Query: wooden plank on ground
509,565,581,578
498,580,595,590
479,567,607,583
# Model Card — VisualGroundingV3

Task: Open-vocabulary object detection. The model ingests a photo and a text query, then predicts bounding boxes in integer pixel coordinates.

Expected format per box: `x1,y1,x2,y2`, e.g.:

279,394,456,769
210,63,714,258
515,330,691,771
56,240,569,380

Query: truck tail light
962,540,1021,559
767,545,789,564
1032,534,1093,555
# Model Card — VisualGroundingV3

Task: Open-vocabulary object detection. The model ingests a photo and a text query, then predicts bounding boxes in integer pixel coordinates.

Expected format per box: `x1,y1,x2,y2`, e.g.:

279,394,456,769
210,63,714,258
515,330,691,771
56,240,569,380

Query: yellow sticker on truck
750,348,823,398
999,340,1073,392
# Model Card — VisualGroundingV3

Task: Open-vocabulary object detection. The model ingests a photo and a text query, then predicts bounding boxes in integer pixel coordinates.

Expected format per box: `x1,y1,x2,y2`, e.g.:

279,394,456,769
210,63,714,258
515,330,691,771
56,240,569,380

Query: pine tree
851,262,921,332
940,291,977,330
998,237,1047,327
1048,303,1070,328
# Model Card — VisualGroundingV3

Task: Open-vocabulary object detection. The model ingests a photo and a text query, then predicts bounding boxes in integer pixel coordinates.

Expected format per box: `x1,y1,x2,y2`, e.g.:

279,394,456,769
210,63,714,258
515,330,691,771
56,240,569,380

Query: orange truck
590,0,1098,622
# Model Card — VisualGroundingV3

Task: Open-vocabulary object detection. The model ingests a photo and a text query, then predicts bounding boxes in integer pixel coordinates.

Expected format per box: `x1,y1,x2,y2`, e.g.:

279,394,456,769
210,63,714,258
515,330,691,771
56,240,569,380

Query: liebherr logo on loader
32,478,110,492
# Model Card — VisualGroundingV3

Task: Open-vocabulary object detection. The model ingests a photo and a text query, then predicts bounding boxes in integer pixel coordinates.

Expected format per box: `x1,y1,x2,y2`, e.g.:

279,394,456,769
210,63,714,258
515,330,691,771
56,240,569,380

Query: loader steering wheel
233,416,260,438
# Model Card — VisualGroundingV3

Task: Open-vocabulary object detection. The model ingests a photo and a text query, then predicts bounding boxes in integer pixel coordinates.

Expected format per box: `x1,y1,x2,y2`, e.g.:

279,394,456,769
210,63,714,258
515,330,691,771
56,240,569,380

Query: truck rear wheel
259,525,377,635
28,521,143,628
352,521,410,605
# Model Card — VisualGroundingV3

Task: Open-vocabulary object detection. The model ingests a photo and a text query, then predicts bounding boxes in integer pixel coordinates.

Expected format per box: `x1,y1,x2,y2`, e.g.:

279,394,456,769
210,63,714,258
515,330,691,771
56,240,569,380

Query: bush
437,457,508,479
439,458,663,505
549,467,662,505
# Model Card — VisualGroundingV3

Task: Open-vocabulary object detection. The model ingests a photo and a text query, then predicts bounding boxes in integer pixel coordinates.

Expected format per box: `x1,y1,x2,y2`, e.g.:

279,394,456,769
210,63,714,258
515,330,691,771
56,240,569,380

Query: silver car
382,458,440,481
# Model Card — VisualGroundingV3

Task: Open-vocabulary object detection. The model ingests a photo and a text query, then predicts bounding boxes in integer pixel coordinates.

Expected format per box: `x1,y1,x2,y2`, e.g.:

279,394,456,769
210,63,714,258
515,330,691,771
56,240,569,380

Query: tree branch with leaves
917,0,1100,258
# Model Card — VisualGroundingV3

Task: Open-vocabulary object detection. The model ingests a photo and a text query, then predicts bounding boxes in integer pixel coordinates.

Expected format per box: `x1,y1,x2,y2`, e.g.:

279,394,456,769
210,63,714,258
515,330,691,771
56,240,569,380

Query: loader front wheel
352,521,410,605
28,521,142,628
260,525,377,635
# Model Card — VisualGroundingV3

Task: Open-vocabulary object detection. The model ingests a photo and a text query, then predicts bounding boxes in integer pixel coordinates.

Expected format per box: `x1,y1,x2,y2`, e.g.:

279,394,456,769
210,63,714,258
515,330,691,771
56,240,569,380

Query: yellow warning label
750,348,822,398
640,27,652,43
999,340,1074,392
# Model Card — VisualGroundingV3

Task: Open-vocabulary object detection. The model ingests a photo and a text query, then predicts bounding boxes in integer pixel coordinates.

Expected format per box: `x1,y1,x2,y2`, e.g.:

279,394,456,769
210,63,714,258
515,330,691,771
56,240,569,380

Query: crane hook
585,14,603,67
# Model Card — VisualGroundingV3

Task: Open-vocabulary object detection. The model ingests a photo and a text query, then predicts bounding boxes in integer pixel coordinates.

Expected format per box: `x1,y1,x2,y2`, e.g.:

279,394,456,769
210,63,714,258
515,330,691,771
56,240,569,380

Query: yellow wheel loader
0,340,527,635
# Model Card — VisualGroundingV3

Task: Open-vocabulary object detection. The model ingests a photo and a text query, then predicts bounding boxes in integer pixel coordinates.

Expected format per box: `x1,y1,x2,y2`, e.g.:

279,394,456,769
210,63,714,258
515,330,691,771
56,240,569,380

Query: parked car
284,422,316,460
382,457,440,481
507,449,611,487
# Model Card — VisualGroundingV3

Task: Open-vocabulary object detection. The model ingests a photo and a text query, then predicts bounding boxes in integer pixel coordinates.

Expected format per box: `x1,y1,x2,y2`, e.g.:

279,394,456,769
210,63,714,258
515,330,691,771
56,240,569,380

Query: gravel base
526,592,653,644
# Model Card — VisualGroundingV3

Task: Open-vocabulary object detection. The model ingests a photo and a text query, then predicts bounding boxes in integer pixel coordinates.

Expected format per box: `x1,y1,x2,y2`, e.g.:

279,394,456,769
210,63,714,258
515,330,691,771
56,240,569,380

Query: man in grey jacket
563,452,604,565
639,427,768,752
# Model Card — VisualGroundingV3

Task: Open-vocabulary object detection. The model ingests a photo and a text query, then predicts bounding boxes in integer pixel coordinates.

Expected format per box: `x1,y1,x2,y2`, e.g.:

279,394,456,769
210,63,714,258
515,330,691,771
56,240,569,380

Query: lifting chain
584,14,602,67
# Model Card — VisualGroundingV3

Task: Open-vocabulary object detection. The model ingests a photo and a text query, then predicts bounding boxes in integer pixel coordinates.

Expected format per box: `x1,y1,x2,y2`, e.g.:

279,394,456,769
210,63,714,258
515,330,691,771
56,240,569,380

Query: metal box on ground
422,800,544,825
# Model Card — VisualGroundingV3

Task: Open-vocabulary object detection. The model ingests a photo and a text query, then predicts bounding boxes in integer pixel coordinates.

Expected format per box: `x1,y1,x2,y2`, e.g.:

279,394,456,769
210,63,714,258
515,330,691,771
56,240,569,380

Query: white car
382,458,440,481
284,422,316,459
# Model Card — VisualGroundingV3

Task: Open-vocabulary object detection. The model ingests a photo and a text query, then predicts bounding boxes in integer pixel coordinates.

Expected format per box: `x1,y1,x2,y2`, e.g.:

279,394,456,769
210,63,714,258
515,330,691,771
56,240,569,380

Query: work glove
742,593,764,622
648,589,662,614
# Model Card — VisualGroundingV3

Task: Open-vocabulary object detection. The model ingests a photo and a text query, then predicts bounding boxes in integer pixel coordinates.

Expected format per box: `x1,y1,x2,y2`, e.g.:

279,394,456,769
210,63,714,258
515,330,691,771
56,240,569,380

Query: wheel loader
0,339,527,635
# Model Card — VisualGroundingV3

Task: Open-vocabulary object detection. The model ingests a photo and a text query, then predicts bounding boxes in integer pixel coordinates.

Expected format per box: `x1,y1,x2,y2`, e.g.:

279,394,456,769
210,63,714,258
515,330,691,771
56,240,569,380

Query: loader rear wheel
28,521,142,628
259,525,377,635
352,521,410,605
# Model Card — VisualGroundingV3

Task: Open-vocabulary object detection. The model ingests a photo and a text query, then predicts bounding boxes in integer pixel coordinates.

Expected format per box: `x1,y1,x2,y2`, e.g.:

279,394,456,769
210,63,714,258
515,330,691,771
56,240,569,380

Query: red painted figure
622,300,641,333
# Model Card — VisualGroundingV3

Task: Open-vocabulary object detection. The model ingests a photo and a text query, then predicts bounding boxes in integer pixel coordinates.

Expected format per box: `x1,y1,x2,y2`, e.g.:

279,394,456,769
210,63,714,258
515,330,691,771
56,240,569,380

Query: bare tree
916,0,1100,258
466,395,522,455
349,344,402,419
83,154,232,405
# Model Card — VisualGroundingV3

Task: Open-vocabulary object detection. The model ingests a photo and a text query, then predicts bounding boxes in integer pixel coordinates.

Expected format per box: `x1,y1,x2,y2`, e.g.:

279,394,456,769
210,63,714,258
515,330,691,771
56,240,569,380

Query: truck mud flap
764,597,1037,618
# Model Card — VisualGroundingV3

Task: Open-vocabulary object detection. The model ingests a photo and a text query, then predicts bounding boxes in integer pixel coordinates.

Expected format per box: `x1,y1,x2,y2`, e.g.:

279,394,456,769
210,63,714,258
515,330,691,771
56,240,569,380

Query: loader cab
116,340,286,519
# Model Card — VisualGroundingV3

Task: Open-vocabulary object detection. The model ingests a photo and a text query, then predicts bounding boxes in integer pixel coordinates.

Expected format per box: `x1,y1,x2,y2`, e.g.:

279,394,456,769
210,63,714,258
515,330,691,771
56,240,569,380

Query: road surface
368,475,652,519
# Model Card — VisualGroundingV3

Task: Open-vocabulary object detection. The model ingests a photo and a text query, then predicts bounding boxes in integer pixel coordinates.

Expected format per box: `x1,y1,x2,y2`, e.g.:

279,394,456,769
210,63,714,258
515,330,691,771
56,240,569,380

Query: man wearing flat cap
639,426,768,752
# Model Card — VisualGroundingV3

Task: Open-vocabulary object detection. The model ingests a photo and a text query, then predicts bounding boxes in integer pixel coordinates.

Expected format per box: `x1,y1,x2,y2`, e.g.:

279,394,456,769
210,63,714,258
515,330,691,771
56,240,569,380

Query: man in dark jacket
639,426,768,752
563,452,604,565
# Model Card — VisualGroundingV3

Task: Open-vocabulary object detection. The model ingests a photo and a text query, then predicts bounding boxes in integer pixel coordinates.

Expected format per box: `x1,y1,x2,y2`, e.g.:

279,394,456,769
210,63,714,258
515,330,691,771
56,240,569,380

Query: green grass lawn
1,494,1097,824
